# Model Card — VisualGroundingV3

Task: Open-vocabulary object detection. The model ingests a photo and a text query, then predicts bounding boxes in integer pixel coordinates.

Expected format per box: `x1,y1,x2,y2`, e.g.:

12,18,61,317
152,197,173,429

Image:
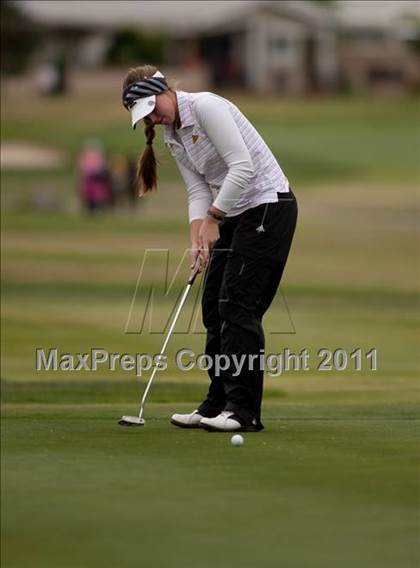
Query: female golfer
122,65,297,432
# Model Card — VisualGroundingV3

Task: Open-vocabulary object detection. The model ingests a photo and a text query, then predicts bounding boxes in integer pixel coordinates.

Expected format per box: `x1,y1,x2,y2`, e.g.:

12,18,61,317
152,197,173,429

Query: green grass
2,379,419,568
1,380,287,404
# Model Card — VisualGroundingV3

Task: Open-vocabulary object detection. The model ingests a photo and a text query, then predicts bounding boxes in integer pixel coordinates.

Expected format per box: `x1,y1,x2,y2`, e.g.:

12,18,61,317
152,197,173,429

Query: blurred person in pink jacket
78,139,112,214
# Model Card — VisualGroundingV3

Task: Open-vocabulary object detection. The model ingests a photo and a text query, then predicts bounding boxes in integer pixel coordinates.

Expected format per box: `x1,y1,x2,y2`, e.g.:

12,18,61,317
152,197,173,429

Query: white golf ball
231,434,244,447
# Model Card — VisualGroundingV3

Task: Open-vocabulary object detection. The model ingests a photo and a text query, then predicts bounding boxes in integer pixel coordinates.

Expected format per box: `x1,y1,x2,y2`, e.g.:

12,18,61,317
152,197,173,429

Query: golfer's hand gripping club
188,255,202,285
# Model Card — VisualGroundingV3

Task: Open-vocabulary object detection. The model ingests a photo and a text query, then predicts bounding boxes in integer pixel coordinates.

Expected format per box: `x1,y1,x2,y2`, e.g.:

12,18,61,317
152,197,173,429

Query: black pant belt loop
277,188,293,201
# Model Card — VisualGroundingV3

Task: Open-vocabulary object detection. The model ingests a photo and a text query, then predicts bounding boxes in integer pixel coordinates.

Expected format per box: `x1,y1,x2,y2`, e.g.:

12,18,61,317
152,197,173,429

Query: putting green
2,379,418,568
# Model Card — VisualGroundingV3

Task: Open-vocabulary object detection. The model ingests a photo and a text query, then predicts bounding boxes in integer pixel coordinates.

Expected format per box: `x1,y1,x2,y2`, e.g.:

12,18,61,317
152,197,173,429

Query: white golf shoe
200,411,242,432
170,410,204,429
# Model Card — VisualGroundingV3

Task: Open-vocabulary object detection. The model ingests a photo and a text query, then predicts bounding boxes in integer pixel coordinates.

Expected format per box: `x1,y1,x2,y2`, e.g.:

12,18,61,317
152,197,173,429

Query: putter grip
188,257,201,285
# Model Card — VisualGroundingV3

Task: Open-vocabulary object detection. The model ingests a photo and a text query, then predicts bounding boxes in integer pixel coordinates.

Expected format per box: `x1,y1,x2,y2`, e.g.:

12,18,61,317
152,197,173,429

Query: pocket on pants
233,200,297,264
220,251,271,316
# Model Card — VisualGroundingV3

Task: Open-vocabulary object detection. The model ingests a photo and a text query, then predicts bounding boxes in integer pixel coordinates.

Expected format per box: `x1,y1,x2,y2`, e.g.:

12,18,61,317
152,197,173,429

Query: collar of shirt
164,91,195,145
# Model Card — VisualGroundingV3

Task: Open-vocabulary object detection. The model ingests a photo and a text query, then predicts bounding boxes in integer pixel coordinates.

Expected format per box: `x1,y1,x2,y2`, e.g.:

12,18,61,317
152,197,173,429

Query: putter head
118,415,145,427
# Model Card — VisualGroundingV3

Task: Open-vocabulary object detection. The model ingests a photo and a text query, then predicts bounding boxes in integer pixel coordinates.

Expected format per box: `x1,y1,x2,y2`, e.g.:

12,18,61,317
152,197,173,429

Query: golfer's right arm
175,159,213,268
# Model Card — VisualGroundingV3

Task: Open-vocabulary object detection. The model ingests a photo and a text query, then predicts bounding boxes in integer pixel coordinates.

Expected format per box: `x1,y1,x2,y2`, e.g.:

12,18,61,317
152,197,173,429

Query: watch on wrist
207,209,224,222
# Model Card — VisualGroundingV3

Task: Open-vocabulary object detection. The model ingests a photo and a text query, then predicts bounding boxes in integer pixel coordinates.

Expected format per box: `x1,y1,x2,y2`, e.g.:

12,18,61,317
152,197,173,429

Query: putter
119,256,202,427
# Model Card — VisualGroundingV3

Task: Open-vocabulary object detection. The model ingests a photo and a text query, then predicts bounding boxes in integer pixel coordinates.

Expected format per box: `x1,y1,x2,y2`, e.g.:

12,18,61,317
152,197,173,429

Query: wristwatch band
207,209,224,222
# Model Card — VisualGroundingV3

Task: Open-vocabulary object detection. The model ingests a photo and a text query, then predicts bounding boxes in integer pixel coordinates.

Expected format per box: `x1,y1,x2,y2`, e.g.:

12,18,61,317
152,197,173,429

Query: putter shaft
137,258,202,420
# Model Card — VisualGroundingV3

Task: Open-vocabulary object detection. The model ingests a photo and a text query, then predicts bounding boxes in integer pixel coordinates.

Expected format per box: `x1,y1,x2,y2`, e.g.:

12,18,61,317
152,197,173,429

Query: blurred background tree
106,29,169,66
1,0,43,74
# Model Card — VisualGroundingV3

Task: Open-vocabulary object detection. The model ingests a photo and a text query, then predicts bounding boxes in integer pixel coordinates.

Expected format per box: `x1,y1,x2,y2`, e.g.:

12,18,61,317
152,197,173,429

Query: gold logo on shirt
192,134,199,144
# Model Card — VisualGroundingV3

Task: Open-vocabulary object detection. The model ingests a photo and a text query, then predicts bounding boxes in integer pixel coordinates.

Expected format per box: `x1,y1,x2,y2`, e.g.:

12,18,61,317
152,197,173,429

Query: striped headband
122,75,168,110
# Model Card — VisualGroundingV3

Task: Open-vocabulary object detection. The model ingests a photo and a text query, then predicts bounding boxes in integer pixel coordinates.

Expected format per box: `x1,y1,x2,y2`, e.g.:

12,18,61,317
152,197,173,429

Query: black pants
197,190,298,430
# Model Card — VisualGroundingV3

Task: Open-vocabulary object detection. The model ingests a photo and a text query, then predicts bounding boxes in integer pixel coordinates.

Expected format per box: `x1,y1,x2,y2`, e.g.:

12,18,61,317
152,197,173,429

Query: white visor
131,95,156,129
129,70,165,129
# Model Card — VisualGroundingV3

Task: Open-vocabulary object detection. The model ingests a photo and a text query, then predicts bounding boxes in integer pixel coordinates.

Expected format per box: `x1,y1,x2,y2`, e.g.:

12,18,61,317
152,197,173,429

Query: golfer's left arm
195,96,254,215
195,96,254,259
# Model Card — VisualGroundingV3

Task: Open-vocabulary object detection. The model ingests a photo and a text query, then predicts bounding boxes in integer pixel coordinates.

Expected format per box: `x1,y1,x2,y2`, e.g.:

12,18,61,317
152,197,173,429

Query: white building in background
336,1,420,93
16,0,336,94
15,0,420,94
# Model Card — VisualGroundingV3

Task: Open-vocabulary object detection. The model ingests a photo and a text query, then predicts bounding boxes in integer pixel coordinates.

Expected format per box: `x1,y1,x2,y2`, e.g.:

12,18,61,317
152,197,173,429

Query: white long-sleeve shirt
163,91,290,222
